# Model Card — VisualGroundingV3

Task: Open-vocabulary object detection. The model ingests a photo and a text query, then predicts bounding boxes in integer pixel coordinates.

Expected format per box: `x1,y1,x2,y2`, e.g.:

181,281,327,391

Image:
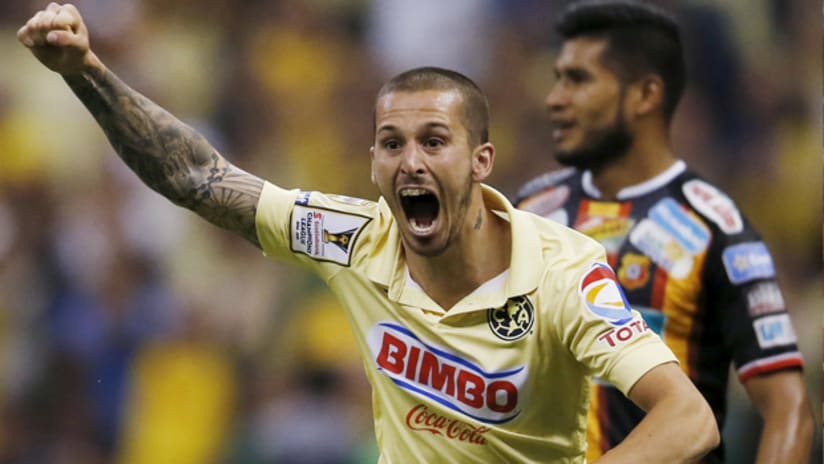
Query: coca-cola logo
405,404,490,444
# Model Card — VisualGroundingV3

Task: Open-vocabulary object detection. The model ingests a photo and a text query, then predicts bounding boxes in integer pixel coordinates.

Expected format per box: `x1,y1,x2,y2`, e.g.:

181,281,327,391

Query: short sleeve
255,181,301,260
557,261,678,395
255,182,378,277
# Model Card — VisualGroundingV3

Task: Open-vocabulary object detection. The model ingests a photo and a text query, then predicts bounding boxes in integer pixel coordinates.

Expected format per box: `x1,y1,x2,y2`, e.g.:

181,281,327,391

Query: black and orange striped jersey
515,160,804,463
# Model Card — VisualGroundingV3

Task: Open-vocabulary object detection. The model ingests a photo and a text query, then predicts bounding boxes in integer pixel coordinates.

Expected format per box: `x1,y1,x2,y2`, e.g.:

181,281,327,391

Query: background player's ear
633,75,665,117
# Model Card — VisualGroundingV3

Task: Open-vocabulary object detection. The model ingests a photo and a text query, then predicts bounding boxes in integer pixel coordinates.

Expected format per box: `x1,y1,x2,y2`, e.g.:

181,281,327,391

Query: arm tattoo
64,67,264,247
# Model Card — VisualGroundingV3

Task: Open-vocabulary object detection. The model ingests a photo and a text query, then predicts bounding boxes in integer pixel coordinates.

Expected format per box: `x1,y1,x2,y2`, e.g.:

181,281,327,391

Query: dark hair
557,0,686,122
376,67,489,147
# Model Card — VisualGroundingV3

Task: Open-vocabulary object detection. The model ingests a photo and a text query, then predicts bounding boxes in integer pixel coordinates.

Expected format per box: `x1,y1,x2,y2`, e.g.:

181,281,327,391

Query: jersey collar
582,159,686,200
371,184,542,316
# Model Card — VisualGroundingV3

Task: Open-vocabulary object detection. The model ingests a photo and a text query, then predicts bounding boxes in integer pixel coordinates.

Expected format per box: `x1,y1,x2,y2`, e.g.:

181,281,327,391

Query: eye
424,138,444,149
565,69,590,85
383,139,402,150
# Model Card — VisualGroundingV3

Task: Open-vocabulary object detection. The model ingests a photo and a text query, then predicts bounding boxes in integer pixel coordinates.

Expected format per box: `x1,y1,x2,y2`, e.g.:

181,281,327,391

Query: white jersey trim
582,160,686,200
405,266,510,297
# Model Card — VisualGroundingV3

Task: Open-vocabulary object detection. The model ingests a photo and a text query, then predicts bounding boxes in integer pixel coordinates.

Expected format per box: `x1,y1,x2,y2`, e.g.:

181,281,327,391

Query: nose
400,144,426,178
545,82,567,114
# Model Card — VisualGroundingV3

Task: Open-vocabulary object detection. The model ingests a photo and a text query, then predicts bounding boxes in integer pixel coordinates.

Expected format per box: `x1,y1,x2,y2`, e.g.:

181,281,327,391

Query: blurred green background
0,0,820,462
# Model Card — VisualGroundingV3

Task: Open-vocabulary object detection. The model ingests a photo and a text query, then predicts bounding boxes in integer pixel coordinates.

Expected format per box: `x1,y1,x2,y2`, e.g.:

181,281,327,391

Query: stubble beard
553,100,634,172
554,120,633,171
412,171,475,259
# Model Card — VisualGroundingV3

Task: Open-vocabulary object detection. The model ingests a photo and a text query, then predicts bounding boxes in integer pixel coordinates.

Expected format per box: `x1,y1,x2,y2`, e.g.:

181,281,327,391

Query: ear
471,143,495,182
369,146,377,184
631,74,665,117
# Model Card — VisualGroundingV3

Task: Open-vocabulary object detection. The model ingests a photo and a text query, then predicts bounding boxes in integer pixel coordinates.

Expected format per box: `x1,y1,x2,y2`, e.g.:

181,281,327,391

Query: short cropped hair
557,0,686,122
376,67,489,147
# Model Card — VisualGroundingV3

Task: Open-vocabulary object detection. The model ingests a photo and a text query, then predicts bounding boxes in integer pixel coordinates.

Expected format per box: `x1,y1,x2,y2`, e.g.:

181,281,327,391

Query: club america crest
488,296,535,341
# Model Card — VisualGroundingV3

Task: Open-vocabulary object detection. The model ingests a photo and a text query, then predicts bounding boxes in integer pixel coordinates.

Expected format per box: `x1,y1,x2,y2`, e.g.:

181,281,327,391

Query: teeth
400,188,428,197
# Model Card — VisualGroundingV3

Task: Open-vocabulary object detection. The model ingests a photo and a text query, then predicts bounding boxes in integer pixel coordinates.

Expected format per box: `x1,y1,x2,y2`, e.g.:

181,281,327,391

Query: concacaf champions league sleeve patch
290,205,371,266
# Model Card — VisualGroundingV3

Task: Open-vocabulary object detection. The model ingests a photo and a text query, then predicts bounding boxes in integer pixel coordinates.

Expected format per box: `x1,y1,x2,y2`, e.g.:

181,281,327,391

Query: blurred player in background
515,1,814,462
18,2,721,462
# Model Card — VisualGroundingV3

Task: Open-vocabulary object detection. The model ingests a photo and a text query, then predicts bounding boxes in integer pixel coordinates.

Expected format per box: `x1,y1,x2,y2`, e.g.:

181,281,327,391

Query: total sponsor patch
746,282,785,317
682,179,743,234
368,322,527,424
753,314,797,349
597,319,651,348
290,205,371,266
579,262,633,326
722,242,775,284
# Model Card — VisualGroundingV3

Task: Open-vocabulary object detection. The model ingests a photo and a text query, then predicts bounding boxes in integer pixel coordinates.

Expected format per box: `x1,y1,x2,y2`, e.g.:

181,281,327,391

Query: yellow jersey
255,181,676,463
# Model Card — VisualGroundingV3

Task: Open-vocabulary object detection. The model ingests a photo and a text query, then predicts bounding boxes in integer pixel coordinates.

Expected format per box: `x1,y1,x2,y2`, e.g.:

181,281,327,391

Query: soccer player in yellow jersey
19,3,719,462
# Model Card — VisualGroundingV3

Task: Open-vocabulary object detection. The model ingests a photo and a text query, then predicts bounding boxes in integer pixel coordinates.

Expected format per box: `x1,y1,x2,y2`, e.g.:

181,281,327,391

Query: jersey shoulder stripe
515,168,578,205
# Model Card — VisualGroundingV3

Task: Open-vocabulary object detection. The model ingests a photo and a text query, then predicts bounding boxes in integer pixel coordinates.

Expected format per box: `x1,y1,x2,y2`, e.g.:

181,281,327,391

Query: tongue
412,217,434,229
409,199,437,229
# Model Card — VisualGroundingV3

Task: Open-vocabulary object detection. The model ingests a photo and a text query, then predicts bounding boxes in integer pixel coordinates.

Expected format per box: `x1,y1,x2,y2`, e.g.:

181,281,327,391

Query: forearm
595,363,719,464
594,395,717,463
63,54,263,244
63,53,215,204
753,382,814,464
755,414,813,464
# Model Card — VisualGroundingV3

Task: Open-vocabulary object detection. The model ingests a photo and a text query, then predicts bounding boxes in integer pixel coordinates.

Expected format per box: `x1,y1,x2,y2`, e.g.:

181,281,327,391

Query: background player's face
371,89,482,257
545,37,633,170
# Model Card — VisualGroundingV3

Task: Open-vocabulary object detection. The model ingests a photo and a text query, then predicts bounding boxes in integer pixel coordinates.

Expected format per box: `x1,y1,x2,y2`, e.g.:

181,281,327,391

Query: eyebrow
424,122,451,132
376,122,452,134
376,124,398,134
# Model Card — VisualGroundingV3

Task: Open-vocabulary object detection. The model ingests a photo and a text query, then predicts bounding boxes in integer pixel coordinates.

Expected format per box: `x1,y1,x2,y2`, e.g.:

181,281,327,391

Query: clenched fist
17,2,95,75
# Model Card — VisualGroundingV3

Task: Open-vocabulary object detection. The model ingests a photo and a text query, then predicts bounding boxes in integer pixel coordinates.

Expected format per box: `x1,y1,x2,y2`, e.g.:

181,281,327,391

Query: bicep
185,153,265,248
744,369,809,416
626,361,693,412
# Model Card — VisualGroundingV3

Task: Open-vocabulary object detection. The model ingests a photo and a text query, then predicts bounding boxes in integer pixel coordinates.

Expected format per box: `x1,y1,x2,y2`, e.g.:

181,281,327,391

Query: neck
405,190,511,310
590,127,676,200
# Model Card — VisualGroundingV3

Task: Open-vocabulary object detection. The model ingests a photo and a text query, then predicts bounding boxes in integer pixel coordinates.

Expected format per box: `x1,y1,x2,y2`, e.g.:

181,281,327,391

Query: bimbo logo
367,322,526,424
579,262,633,325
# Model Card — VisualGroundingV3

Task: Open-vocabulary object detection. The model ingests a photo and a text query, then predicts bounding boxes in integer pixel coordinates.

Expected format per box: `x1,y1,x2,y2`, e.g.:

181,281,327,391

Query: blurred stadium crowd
0,0,820,462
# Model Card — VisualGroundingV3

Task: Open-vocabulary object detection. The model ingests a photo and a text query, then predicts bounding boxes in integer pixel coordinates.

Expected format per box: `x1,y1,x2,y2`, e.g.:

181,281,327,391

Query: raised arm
595,362,720,463
17,2,264,247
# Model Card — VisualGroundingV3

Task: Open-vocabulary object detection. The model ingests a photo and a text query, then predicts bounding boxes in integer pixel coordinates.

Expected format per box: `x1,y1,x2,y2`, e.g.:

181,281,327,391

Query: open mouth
399,188,440,234
551,120,575,142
